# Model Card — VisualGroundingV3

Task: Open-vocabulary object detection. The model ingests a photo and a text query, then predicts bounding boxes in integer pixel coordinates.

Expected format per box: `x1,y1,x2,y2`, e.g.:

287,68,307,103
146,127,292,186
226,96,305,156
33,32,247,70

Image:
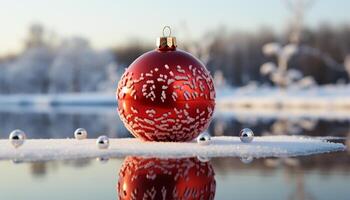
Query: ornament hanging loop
157,26,176,51
163,26,172,37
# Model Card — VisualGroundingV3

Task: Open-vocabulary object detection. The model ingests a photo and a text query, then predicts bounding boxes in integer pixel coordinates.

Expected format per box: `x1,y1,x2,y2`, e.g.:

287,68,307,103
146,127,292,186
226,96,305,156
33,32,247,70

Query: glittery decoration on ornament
9,129,26,148
74,128,87,140
240,128,254,143
117,27,215,142
96,135,109,149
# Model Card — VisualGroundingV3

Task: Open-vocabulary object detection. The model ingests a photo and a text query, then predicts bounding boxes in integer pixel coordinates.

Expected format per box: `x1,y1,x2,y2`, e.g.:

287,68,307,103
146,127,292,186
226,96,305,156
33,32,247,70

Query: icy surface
1,84,350,108
0,136,345,162
218,84,350,109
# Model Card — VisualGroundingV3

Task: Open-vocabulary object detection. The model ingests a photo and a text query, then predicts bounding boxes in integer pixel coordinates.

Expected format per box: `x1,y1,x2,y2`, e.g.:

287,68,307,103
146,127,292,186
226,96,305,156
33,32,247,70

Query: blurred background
0,0,349,139
1,0,350,93
0,1,350,199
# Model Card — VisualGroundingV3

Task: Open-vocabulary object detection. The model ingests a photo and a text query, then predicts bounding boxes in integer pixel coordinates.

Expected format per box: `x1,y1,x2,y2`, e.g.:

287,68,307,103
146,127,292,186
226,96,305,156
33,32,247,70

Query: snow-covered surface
0,136,345,162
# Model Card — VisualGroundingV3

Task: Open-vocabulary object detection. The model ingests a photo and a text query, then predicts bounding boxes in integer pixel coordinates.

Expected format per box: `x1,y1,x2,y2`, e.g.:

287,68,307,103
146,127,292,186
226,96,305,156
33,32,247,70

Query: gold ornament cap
157,26,177,50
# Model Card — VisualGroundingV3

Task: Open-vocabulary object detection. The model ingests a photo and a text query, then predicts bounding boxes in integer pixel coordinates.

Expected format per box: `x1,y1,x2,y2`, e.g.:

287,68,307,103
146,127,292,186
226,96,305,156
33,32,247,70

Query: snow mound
0,136,345,162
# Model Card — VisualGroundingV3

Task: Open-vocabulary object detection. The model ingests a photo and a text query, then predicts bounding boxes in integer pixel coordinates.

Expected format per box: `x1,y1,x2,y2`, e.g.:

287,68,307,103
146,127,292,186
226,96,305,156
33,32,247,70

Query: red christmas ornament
117,27,216,141
117,156,216,200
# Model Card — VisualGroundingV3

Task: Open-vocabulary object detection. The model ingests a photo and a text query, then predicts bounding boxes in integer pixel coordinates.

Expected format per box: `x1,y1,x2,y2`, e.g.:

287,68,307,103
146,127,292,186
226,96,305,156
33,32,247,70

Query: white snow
0,136,345,162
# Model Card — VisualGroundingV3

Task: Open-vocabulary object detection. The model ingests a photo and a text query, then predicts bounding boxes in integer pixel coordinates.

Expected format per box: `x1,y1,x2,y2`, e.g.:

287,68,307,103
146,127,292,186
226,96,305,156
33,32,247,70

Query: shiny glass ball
96,135,109,149
74,128,88,140
239,128,254,143
116,47,216,142
196,132,211,145
9,129,26,148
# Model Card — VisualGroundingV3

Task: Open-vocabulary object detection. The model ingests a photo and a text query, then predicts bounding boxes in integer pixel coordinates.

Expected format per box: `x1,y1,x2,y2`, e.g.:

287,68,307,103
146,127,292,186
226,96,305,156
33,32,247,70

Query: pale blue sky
0,0,349,55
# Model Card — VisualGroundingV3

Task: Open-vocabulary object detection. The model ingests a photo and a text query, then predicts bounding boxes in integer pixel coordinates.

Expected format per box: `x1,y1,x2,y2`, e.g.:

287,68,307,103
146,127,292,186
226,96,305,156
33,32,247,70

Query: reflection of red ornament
117,27,215,141
117,157,216,200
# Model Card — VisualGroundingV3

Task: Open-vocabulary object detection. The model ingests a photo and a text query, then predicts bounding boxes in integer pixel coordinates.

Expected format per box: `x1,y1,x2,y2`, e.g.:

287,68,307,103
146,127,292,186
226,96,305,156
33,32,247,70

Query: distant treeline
114,24,350,86
0,38,117,94
0,24,350,94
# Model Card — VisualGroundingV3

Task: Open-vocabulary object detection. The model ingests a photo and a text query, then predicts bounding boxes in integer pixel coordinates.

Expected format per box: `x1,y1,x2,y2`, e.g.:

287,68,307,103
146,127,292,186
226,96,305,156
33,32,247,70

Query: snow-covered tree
260,0,348,88
48,37,115,93
97,62,120,92
6,47,54,93
0,23,118,94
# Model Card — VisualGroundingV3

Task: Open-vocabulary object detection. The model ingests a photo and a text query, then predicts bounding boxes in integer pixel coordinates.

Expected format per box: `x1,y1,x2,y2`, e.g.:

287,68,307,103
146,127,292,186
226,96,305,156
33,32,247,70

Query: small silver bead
74,128,88,140
96,156,109,164
9,129,26,148
12,159,24,164
240,156,254,164
239,128,254,143
96,135,109,149
196,132,211,145
197,156,211,163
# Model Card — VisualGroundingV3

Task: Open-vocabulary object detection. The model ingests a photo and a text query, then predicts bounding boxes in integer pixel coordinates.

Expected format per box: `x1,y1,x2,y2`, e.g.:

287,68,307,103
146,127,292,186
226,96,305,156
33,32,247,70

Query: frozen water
0,136,345,162
219,84,350,109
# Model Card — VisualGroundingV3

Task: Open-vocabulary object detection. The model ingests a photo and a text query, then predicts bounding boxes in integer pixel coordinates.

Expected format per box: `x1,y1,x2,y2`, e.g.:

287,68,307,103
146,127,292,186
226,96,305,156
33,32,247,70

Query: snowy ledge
0,136,345,162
